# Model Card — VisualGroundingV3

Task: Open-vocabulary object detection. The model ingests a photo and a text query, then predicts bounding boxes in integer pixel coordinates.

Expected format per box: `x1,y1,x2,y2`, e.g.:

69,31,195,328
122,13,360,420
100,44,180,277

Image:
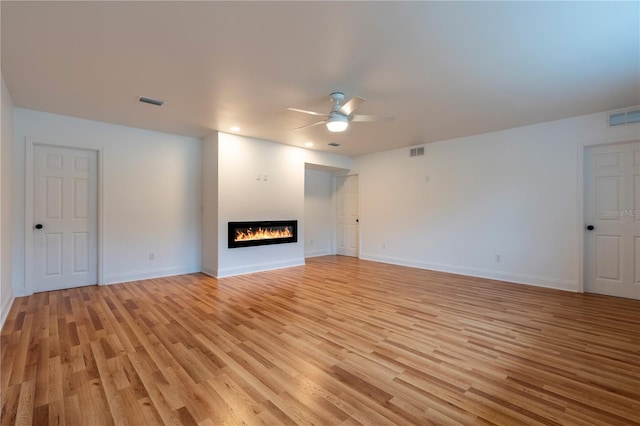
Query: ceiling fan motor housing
329,92,345,104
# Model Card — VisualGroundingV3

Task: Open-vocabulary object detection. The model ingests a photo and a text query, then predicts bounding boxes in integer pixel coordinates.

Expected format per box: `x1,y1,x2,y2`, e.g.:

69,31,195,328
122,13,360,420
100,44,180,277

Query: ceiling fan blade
292,120,328,131
350,114,394,122
286,107,327,117
340,96,365,116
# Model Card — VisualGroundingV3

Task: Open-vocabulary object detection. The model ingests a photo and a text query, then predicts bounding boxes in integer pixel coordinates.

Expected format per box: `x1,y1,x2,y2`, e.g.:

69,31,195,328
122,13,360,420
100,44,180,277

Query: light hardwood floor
1,256,639,425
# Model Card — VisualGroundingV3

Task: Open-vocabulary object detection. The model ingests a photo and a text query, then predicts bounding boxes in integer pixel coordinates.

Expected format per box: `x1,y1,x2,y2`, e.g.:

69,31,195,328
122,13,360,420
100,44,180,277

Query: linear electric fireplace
228,220,298,249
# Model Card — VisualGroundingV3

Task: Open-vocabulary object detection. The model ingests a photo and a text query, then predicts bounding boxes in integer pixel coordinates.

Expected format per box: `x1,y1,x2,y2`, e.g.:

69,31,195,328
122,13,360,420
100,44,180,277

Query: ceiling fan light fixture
326,115,349,132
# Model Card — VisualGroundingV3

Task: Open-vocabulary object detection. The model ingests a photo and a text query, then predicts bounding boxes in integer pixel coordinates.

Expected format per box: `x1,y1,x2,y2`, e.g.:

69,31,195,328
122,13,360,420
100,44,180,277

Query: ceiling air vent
409,146,424,157
609,108,640,127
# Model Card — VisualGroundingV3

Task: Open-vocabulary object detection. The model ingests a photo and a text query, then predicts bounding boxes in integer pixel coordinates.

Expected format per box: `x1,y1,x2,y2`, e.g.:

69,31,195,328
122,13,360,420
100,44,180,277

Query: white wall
304,168,334,257
201,132,218,276
1,75,15,327
12,108,202,294
353,110,640,291
9,103,636,296
215,132,351,277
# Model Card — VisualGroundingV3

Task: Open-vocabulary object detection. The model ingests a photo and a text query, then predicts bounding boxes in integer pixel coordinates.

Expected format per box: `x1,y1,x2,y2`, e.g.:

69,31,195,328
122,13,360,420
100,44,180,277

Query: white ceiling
2,1,638,156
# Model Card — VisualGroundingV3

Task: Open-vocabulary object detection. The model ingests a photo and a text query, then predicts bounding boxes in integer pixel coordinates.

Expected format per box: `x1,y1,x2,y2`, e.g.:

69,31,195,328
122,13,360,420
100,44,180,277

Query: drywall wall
215,132,351,277
353,109,640,291
1,75,15,327
304,168,334,257
201,132,219,277
12,108,202,295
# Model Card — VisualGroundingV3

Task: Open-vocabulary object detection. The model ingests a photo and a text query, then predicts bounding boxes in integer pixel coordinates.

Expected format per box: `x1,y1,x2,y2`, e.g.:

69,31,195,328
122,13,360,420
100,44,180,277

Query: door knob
586,225,595,231
35,224,43,230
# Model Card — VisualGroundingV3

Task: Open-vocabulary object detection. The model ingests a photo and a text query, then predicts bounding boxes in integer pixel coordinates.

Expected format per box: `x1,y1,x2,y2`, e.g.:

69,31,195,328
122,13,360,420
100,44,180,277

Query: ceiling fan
287,92,394,132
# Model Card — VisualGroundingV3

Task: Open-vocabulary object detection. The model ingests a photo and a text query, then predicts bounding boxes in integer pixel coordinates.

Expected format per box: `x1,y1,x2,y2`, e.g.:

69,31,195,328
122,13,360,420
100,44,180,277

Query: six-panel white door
584,141,640,300
33,145,98,292
336,175,359,257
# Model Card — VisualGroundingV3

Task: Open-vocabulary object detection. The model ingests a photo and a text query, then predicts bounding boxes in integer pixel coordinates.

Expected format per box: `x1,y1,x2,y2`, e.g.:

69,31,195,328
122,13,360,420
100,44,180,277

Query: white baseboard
216,258,305,278
201,266,217,278
304,249,331,258
104,265,201,285
359,253,578,292
1,293,15,330
10,265,202,295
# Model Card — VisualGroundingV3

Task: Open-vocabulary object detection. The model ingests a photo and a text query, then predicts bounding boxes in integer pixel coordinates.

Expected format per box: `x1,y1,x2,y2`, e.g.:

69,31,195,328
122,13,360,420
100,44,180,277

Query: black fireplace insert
228,220,298,248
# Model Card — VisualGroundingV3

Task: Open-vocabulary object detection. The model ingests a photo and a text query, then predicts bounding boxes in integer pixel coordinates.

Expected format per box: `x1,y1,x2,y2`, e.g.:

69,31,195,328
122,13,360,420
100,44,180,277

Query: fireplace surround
228,220,298,248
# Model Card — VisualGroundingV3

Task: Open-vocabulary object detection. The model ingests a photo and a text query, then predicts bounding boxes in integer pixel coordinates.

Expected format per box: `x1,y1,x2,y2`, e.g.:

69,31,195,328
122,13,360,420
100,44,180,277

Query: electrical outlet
149,253,156,261
256,173,261,180
495,254,501,262
310,239,314,245
263,173,268,181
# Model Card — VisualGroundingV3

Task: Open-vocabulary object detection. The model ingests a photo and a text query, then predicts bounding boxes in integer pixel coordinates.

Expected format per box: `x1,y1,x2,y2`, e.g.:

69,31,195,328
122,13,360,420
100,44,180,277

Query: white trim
24,139,34,295
304,249,331,258
576,143,586,293
331,175,338,255
104,266,200,285
356,174,361,259
97,148,105,285
216,258,304,278
0,293,15,329
360,253,578,292
24,139,105,295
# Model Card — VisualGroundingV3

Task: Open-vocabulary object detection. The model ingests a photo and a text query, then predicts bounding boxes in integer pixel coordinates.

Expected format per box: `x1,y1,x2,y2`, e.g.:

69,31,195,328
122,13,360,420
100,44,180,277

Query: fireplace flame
235,227,293,242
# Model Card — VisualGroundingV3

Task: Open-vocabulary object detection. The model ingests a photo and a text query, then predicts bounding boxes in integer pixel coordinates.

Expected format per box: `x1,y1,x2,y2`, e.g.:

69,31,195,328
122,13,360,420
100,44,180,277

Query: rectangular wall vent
409,146,425,157
609,108,640,127
139,96,165,106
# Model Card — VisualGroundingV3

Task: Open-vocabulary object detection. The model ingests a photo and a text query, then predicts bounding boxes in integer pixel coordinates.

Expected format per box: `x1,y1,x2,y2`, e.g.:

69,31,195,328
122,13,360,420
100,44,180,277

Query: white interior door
584,141,640,299
336,175,359,257
33,145,98,292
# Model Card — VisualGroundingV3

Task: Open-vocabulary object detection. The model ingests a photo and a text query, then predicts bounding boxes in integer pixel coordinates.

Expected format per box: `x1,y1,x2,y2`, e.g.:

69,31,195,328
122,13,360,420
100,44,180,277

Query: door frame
24,139,105,295
577,137,639,294
332,173,360,257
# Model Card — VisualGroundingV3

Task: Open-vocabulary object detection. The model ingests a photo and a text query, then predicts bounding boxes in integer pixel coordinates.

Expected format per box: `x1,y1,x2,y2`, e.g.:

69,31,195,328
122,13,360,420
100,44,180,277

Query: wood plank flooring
1,255,639,425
